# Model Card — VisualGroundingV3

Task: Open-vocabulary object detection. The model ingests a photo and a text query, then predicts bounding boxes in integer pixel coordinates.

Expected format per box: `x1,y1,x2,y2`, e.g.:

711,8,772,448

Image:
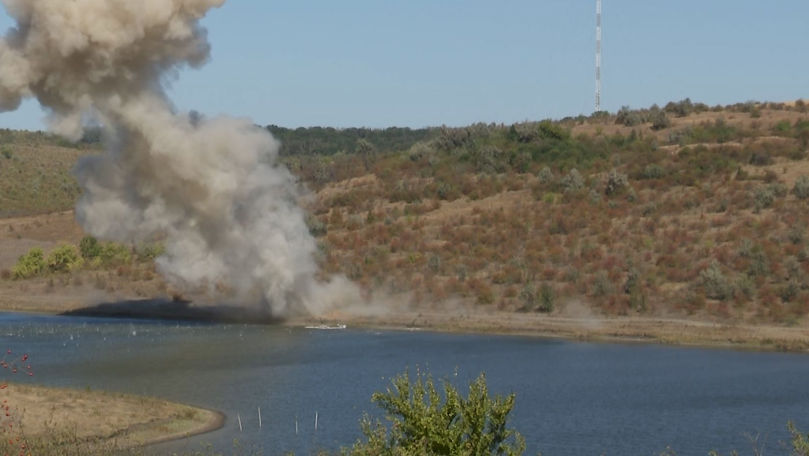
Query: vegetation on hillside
2,100,809,324
0,128,96,216
297,100,809,324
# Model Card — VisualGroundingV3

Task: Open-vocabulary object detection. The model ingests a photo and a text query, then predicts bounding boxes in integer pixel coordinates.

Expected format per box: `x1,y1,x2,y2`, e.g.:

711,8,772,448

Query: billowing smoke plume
0,0,357,316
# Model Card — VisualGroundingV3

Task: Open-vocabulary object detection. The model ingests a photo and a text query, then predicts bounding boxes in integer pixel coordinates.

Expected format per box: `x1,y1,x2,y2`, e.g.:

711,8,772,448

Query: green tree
79,235,101,259
345,371,525,456
650,110,671,130
356,138,377,172
789,421,809,456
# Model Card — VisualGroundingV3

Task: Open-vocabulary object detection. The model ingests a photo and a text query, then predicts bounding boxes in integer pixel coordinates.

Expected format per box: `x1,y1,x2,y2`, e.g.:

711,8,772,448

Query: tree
345,370,525,456
356,138,377,172
789,421,809,456
79,235,101,259
649,109,671,130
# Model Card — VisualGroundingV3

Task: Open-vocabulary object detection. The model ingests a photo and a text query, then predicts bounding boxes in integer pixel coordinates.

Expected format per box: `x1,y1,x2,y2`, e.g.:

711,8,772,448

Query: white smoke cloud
0,0,358,316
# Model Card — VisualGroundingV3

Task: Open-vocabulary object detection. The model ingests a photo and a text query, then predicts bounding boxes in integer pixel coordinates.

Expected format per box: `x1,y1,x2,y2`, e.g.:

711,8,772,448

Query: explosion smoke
0,0,357,316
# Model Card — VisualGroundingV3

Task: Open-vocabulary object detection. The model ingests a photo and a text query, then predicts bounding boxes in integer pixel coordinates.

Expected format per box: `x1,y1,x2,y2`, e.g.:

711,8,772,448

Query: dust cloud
0,0,358,316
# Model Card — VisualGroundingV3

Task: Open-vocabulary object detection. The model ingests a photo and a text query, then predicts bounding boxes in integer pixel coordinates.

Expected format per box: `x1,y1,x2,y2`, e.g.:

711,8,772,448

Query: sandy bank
0,382,223,451
293,309,809,353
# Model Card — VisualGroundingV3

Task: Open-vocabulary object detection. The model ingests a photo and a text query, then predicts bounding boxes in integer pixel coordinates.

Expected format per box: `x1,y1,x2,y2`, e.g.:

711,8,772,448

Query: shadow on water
60,298,285,324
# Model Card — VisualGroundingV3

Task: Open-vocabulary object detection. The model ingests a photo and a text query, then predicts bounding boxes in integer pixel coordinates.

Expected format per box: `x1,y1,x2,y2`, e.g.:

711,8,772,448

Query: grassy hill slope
2,100,809,325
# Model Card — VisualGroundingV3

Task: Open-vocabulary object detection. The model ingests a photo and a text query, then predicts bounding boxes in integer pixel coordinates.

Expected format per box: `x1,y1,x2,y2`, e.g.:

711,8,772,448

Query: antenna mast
595,0,602,112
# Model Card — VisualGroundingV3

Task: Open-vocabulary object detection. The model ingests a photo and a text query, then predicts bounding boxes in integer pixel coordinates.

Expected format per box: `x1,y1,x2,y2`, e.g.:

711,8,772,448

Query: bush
700,261,734,301
650,110,671,130
46,244,83,273
604,169,629,195
79,236,101,259
537,166,554,185
793,175,809,200
346,370,525,456
136,242,166,260
561,168,584,193
538,283,554,313
12,247,45,279
99,242,132,265
640,164,665,180
306,215,327,237
615,106,643,126
788,421,809,456
752,185,775,211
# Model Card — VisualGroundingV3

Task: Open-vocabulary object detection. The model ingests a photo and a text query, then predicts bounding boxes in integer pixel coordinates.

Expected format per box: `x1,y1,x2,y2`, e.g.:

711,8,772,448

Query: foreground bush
345,371,525,456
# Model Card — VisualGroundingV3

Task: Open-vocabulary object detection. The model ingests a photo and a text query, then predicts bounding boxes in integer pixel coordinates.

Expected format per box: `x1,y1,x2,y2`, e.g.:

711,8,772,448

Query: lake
1,312,808,455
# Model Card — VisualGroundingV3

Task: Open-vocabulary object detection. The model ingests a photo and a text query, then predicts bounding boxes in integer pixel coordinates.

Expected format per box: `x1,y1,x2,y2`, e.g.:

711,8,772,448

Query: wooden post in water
314,411,318,431
258,407,262,429
295,416,298,435
237,413,243,432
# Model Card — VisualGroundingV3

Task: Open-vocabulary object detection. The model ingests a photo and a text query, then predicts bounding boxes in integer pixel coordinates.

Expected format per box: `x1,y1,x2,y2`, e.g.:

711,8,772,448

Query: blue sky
1,0,807,130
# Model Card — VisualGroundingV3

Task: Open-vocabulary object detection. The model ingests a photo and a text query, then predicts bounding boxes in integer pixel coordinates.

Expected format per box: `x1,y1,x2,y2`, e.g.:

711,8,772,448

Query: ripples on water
1,312,808,456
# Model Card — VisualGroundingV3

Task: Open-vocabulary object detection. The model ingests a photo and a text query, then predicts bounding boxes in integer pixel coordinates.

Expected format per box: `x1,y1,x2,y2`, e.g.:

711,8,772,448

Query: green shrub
650,110,671,130
788,421,809,456
774,120,792,134
640,164,665,180
592,272,613,297
793,176,809,200
561,168,584,193
518,284,536,310
136,242,166,260
700,261,734,301
99,242,132,265
752,185,775,211
604,169,629,195
616,106,643,126
537,166,554,185
538,283,555,313
79,236,101,259
345,370,525,456
306,215,327,237
12,247,45,279
46,244,83,273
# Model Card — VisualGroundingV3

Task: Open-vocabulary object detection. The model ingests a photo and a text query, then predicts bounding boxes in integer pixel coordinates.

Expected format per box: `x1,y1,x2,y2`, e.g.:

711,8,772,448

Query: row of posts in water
236,408,318,434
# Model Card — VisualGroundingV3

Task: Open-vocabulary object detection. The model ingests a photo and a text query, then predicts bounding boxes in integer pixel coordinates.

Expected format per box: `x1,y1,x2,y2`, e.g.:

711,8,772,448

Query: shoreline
1,297,808,353
288,309,809,353
139,407,225,448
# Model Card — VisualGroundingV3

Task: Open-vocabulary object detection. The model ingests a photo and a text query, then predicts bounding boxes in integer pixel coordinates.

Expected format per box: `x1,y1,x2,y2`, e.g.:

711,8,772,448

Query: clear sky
1,0,807,131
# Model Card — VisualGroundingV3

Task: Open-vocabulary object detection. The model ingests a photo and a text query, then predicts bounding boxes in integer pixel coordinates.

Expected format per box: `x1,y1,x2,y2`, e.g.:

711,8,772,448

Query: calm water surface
1,312,808,455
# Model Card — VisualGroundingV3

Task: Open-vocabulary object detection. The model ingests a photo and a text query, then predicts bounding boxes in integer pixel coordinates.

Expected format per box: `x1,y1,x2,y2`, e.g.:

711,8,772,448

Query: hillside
0,128,98,217
2,99,809,328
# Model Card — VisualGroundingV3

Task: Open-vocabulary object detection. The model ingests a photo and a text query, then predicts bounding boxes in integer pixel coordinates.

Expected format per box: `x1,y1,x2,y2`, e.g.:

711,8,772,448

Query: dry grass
0,383,221,451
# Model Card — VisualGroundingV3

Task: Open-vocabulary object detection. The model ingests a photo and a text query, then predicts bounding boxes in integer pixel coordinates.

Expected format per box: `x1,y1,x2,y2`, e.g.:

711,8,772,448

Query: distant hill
2,99,809,324
265,124,437,156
